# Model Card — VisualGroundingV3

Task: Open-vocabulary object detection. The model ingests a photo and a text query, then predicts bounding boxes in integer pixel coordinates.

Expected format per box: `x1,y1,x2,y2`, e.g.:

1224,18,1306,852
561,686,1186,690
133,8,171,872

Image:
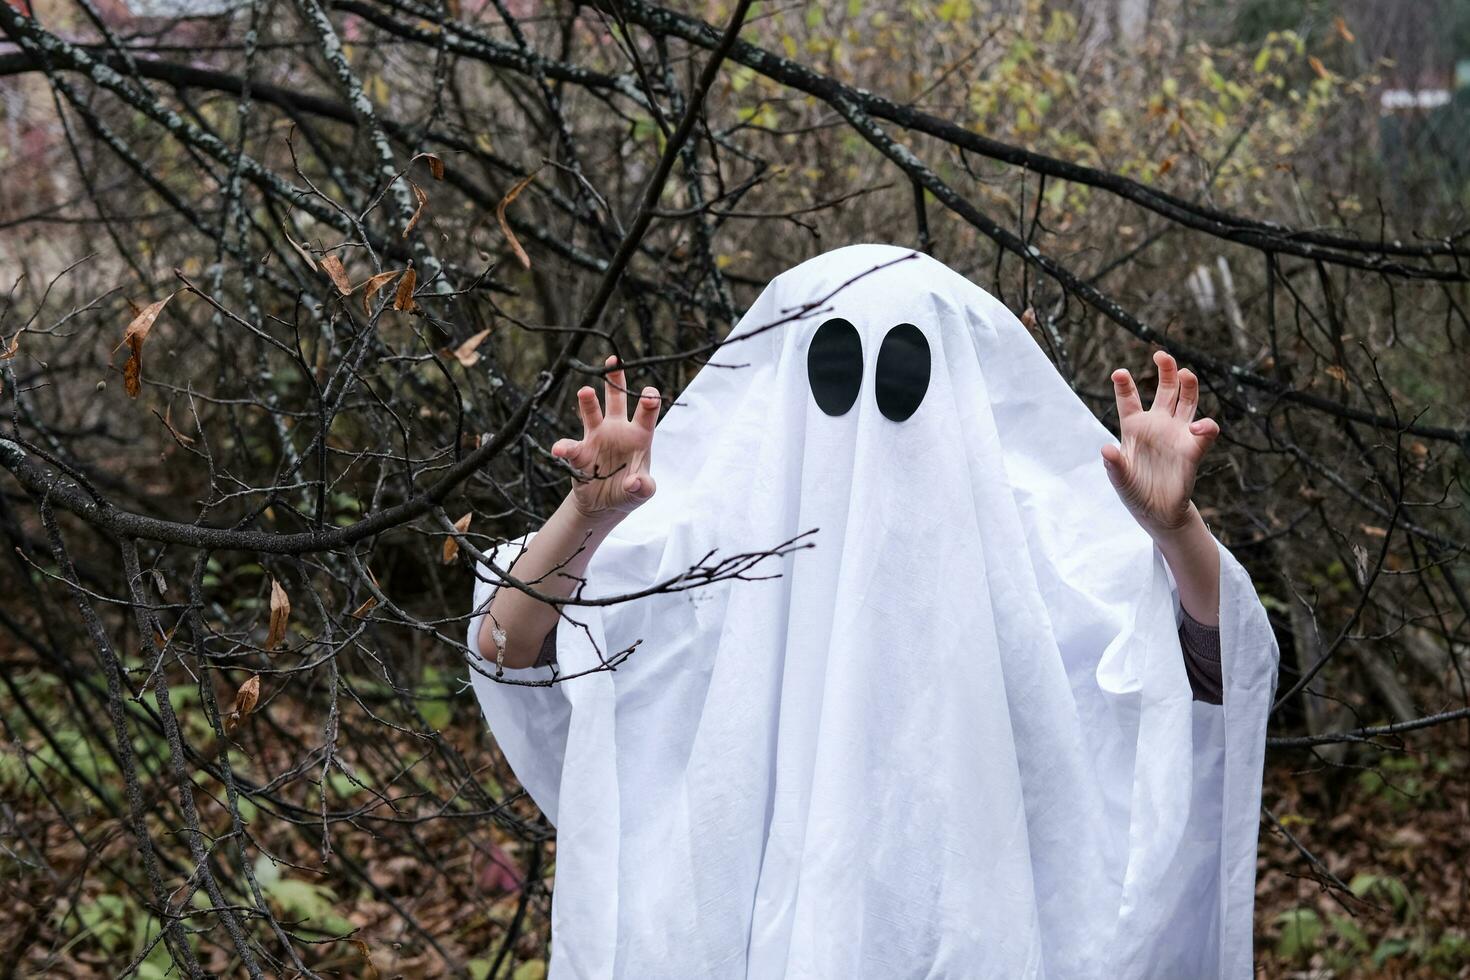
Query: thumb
1190,417,1220,456
623,470,657,502
1100,443,1129,491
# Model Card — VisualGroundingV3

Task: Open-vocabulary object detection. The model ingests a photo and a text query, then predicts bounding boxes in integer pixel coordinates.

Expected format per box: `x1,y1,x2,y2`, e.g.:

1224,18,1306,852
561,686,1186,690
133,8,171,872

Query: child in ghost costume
465,244,1279,979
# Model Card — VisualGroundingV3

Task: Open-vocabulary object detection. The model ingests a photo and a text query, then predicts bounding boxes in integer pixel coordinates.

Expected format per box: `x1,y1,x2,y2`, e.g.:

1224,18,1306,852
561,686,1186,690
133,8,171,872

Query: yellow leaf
511,960,547,980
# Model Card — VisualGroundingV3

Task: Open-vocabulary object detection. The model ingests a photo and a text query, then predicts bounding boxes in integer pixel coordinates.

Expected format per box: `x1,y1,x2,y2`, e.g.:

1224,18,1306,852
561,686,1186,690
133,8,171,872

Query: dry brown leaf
1019,307,1038,331
0,330,19,361
1157,153,1178,176
123,357,142,397
1333,15,1355,43
350,567,382,618
393,268,417,312
1307,55,1329,81
117,294,176,353
223,674,261,734
266,578,291,649
453,328,492,367
402,180,430,239
351,940,381,980
321,254,352,295
412,152,445,180
116,293,178,399
284,229,318,271
442,512,472,564
161,404,196,446
359,269,401,315
497,170,539,270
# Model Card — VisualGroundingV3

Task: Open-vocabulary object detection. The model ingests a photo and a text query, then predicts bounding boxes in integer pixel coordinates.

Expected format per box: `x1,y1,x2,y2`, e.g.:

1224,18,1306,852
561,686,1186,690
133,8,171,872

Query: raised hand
1101,350,1220,538
551,355,661,525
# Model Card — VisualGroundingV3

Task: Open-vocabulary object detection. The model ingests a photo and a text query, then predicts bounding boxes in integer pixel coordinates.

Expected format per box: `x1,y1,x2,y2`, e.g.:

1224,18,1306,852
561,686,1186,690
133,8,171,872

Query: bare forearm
1149,504,1220,627
477,493,618,668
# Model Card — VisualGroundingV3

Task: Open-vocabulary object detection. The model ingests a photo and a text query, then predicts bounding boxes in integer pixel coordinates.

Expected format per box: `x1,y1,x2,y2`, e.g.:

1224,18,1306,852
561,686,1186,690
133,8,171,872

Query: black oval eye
874,323,930,422
806,317,863,416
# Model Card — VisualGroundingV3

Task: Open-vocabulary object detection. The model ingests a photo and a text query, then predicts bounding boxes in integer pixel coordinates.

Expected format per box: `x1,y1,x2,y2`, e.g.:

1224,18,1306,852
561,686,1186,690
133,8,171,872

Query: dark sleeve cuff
1179,607,1223,705
533,623,558,668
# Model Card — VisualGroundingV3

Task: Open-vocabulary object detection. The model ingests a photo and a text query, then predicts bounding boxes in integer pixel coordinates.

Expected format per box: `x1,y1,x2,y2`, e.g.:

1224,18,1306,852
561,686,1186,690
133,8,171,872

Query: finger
632,386,660,432
1152,350,1179,413
1190,417,1220,457
575,385,603,436
1175,368,1199,422
603,354,628,420
1100,443,1129,490
1110,369,1144,421
551,437,586,465
623,470,657,502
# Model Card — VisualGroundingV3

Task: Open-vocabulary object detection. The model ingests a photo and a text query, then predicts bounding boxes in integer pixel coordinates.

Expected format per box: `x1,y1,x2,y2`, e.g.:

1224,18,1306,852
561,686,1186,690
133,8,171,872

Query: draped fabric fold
466,244,1278,979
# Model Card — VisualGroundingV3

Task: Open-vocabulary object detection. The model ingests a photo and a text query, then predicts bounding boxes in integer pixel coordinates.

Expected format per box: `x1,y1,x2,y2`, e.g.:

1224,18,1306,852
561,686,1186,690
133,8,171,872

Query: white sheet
467,244,1279,979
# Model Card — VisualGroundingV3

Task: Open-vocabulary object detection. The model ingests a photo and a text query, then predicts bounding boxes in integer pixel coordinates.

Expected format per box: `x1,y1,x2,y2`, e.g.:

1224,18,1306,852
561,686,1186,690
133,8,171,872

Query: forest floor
1256,728,1470,978
5,665,1468,978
